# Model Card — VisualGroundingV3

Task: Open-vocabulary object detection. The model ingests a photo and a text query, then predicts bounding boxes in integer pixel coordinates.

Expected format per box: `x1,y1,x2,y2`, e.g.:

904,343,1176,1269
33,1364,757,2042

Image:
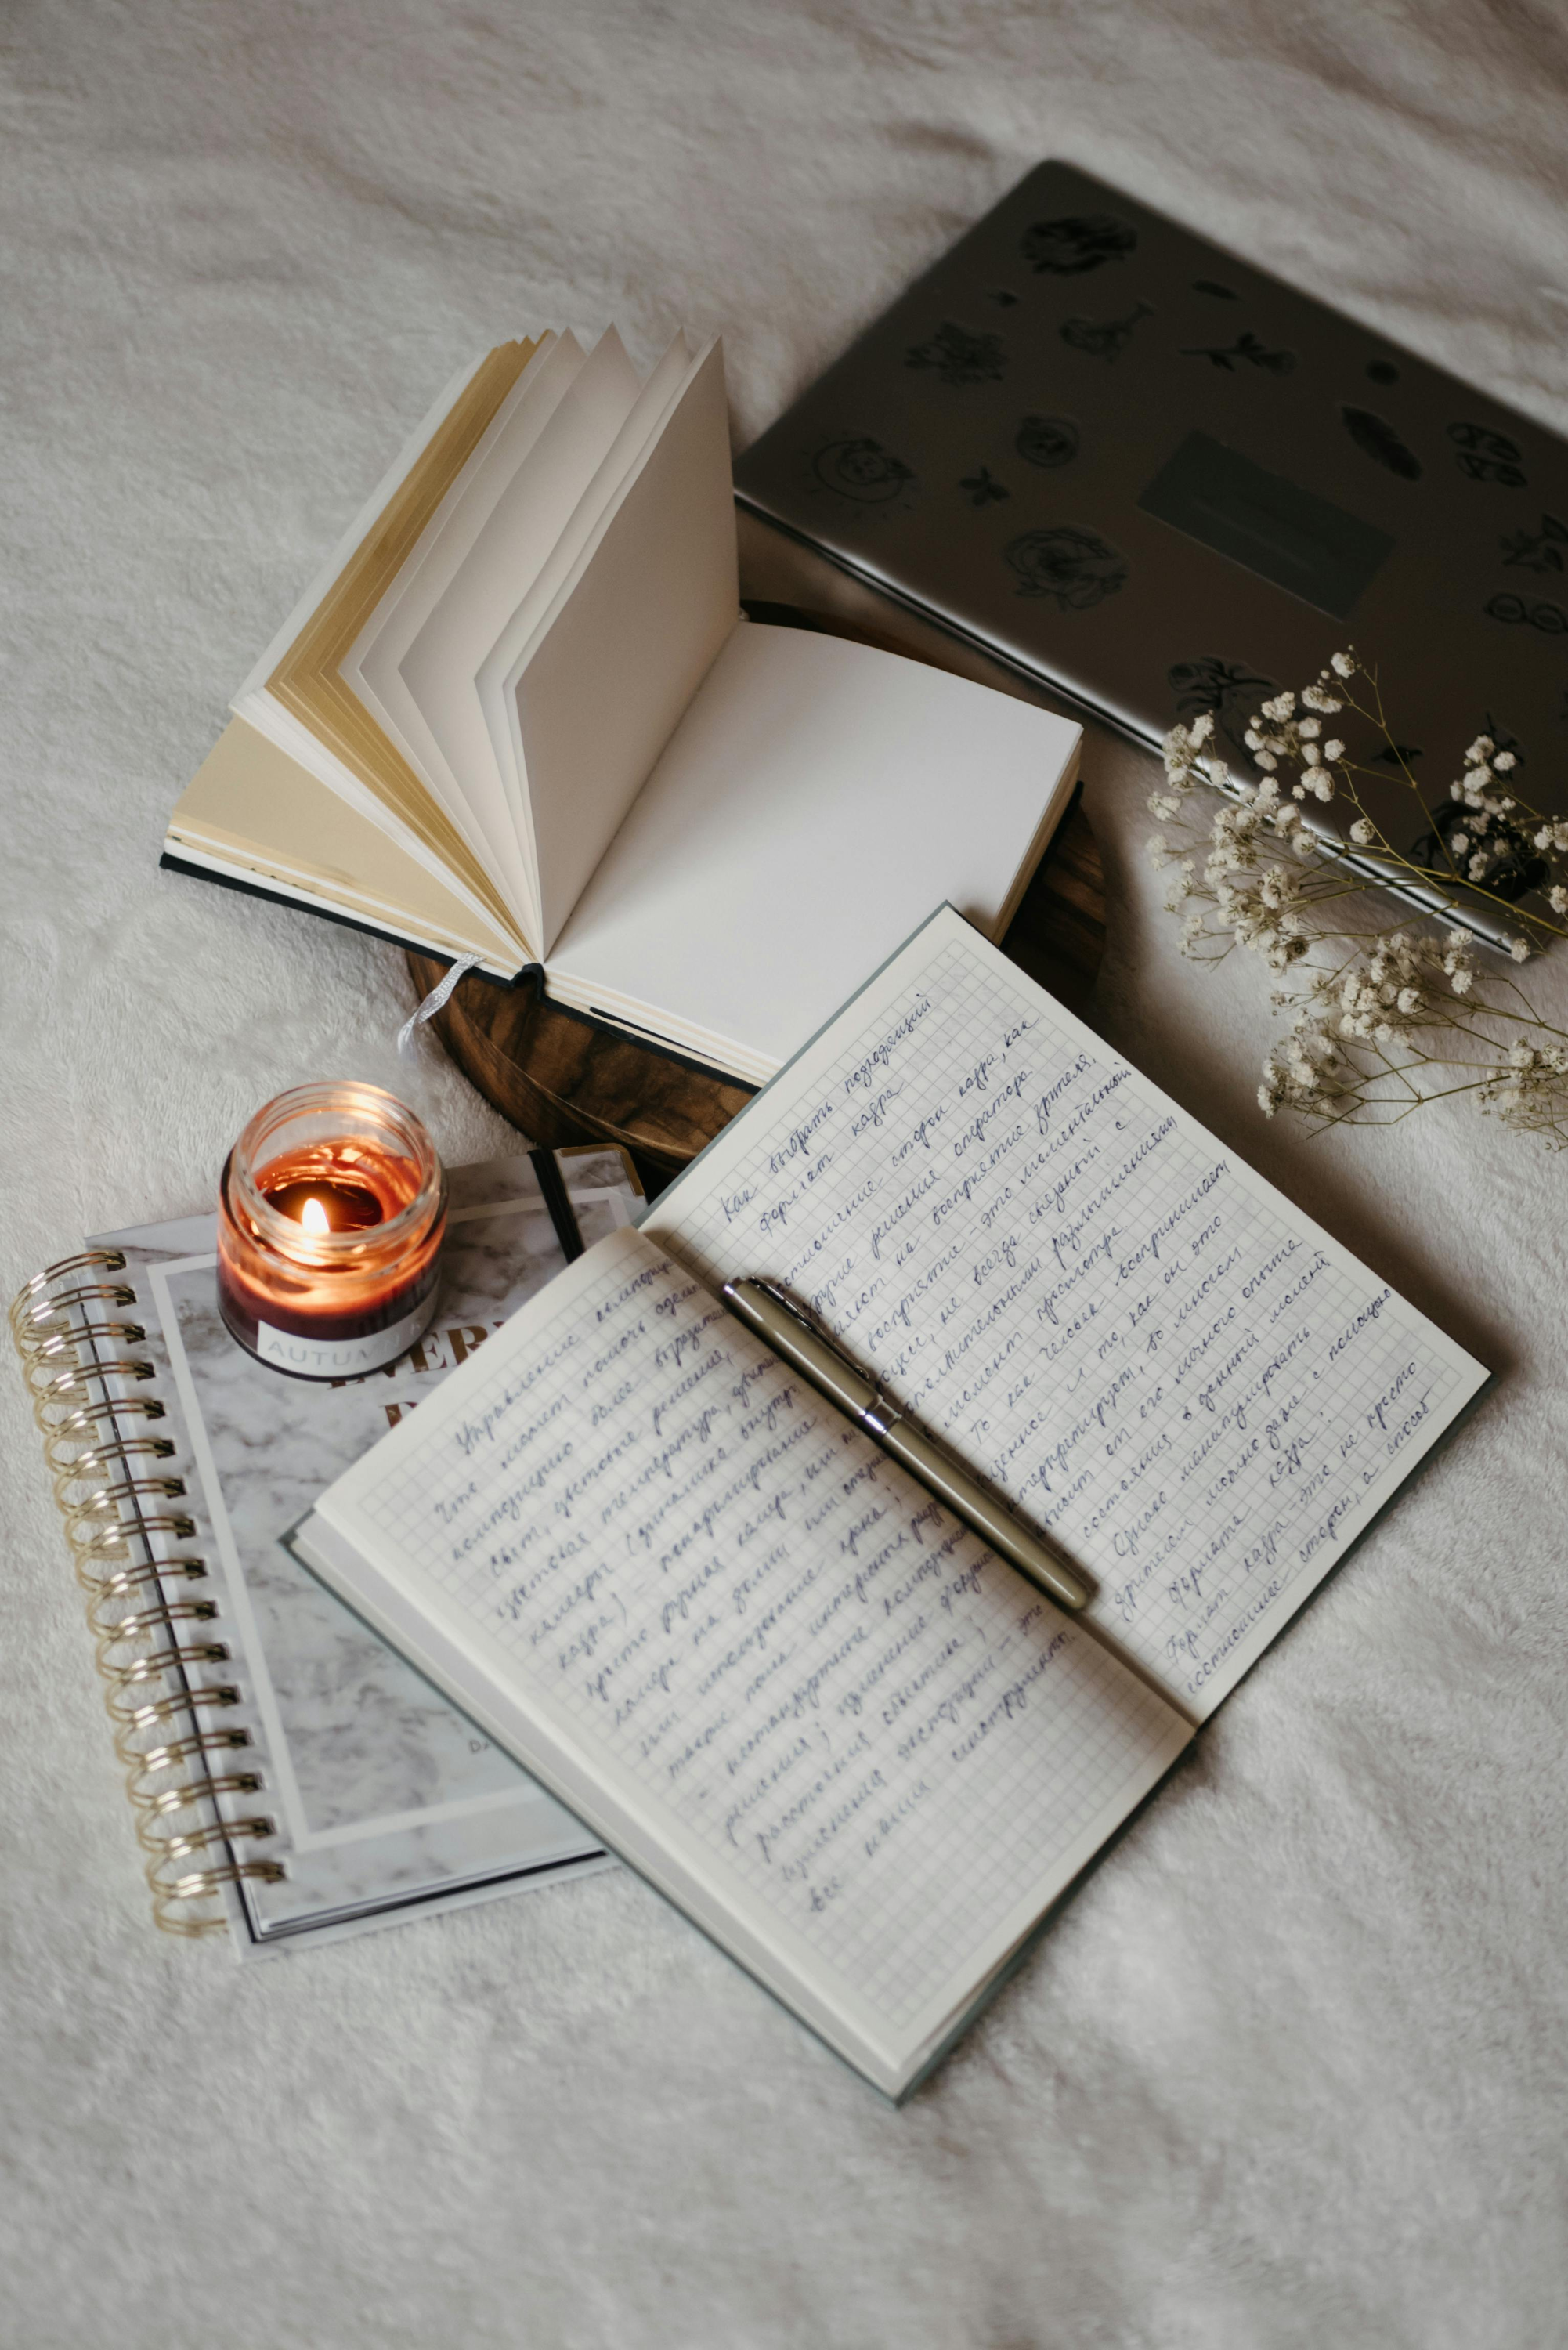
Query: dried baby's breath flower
1149,654,1568,1145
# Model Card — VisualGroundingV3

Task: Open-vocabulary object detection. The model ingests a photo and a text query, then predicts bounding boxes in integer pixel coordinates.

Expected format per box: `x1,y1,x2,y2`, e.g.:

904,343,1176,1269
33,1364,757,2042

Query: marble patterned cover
98,1152,638,1954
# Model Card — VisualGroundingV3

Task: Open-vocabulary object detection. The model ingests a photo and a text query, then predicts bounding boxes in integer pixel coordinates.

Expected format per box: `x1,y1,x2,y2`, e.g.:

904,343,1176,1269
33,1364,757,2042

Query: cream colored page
224,690,521,930
168,719,522,967
472,332,697,812
509,335,741,954
477,333,728,950
315,1227,1188,2054
219,348,545,935
396,328,643,942
233,356,486,710
546,623,1079,1074
644,909,1489,1722
341,330,578,916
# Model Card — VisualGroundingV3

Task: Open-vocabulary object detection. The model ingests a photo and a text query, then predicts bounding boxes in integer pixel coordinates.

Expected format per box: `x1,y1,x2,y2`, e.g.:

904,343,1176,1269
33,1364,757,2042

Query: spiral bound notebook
10,1147,639,1953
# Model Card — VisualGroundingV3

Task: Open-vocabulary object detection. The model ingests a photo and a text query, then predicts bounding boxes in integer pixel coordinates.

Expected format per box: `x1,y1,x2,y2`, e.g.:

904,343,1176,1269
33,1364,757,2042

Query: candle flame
299,1196,331,1234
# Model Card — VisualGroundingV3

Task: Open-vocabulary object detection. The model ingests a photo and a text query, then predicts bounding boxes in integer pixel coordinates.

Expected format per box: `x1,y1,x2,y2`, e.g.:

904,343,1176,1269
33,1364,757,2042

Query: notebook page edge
166,718,524,967
233,352,491,709
229,342,540,948
388,331,653,942
517,336,738,953
340,330,572,916
477,333,724,954
468,329,694,879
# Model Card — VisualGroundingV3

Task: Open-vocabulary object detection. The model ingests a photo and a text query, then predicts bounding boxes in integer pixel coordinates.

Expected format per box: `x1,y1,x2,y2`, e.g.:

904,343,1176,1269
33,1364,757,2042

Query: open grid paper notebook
78,1151,639,1954
289,910,1486,2092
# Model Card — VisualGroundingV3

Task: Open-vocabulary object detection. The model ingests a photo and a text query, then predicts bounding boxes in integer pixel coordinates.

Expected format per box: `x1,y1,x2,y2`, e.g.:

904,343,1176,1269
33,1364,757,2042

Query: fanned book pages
161,327,1082,1084
288,909,1487,2093
12,1150,641,1950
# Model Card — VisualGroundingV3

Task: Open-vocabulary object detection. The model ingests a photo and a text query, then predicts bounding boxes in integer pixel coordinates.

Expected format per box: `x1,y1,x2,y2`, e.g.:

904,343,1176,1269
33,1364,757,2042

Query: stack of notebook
20,910,1485,2088
21,240,1491,2092
16,1150,639,1950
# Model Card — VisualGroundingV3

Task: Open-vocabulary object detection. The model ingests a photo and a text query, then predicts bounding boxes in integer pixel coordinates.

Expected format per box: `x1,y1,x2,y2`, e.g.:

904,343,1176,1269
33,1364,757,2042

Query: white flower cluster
1440,732,1539,893
1255,927,1479,1117
1238,672,1348,804
1258,1023,1344,1119
1341,930,1454,1037
1150,713,1212,830
1149,649,1568,1147
1479,1038,1568,1133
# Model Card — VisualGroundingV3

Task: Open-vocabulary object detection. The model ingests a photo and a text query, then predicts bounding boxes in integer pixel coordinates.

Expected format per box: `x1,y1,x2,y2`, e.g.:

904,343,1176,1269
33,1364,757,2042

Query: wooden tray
408,601,1104,1195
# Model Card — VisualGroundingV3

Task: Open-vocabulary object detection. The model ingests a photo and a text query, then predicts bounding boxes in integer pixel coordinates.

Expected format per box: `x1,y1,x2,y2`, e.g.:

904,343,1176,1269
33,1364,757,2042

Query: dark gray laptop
735,161,1568,945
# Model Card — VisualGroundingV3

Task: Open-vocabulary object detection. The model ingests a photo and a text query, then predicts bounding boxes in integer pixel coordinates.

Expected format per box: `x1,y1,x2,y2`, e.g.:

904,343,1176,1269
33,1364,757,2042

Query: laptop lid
735,161,1568,947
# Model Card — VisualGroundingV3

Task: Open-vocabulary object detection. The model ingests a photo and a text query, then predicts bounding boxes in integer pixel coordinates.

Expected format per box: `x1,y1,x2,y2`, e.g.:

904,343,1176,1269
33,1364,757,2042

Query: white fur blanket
5,5,1566,2344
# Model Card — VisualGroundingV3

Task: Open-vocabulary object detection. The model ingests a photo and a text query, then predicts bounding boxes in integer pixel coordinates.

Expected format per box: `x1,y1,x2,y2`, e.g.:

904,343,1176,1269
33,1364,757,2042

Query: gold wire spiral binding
150,1860,288,1938
146,1822,286,1940
135,1773,266,1844
42,1395,167,1470
125,1726,252,1803
54,1438,179,1508
135,1765,262,1817
9,1249,126,1337
55,1424,178,1470
31,1358,157,1426
12,1282,139,1358
101,1643,232,1710
25,1321,147,1384
95,1596,222,1649
85,1556,208,1629
62,1476,188,1545
150,1814,276,1864
111,1683,243,1755
70,1517,201,1589
88,1585,207,1646
11,1249,287,1939
63,1470,186,1523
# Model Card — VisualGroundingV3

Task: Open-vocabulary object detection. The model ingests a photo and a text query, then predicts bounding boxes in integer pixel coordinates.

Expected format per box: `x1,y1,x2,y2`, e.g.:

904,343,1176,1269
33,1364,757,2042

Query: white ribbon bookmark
396,953,485,1058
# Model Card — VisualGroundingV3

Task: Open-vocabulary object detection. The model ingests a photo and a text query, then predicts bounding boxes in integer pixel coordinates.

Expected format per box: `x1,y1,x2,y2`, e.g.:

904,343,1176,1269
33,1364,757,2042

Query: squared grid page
319,1227,1190,2053
645,908,1488,1721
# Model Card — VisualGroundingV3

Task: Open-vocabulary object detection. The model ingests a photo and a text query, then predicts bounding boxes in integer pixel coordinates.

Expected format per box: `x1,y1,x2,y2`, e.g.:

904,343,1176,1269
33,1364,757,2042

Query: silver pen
720,1278,1090,1612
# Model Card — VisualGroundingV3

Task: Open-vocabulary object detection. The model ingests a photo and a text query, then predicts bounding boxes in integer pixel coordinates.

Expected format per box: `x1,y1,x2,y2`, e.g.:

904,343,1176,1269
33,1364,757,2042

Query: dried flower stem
1148,651,1568,1145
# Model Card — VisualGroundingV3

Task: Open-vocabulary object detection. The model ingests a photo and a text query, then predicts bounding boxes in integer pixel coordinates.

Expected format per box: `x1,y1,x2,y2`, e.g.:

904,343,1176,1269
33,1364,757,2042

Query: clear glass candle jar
217,1083,446,1379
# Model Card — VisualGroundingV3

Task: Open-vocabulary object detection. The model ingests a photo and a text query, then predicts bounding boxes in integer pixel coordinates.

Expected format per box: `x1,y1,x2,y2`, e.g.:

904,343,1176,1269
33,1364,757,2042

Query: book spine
10,1251,285,1936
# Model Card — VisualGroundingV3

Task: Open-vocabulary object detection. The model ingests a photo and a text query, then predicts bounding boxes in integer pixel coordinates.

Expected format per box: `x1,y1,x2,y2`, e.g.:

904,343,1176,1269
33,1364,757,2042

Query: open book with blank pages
163,328,1082,1085
287,908,1487,2095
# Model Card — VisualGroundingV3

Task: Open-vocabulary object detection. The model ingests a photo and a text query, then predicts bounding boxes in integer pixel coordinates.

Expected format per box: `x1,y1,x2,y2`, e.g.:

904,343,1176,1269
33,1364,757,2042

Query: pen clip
746,1281,903,1432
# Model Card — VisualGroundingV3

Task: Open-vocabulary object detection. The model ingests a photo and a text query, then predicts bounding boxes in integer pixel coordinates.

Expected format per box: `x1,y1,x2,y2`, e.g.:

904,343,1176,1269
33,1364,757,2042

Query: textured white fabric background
4,5,1567,2345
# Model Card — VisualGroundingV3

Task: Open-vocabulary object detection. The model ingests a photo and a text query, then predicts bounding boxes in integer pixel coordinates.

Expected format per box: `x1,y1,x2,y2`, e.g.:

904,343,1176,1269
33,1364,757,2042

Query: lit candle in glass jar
217,1083,446,1379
